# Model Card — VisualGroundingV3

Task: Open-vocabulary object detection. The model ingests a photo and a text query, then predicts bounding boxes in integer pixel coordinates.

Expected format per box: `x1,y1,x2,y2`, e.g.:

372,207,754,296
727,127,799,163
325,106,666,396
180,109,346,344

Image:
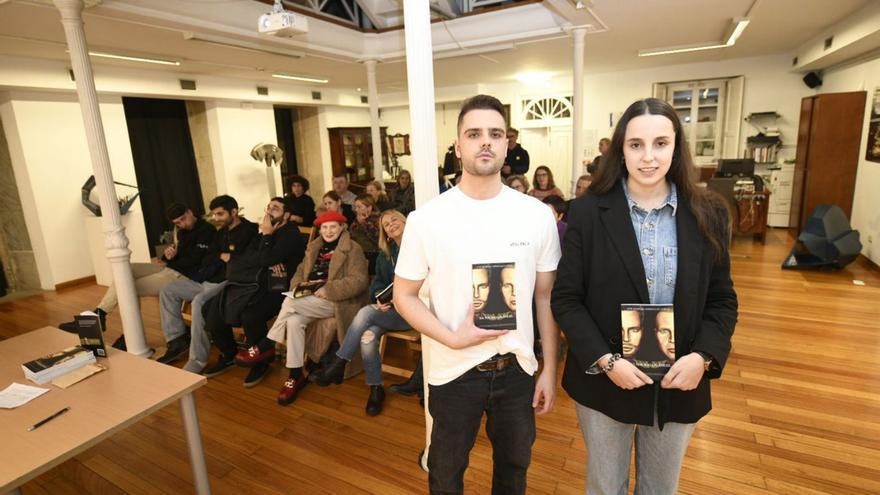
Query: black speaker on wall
803,71,823,89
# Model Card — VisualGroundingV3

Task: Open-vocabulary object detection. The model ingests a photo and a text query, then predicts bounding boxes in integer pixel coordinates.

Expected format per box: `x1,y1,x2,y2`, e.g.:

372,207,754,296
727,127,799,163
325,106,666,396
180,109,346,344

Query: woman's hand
660,353,704,391
314,287,328,299
602,356,653,390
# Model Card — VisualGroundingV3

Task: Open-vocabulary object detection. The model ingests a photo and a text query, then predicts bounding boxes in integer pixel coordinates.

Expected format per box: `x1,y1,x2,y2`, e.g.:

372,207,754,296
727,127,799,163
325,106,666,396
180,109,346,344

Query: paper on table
52,363,106,389
0,382,50,409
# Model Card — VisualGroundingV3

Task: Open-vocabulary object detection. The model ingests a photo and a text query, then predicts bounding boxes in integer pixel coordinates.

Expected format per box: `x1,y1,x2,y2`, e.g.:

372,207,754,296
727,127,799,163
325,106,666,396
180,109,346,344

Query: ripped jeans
336,304,411,386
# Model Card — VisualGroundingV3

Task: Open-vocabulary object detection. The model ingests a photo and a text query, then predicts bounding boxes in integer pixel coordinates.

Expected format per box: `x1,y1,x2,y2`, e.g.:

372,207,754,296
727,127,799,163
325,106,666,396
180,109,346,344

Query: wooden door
797,91,866,231
789,96,814,229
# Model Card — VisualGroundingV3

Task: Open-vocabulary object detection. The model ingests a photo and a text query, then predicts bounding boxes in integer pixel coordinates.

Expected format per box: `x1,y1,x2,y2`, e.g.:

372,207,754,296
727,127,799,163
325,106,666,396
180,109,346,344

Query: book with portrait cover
620,303,675,379
75,312,107,357
472,262,517,330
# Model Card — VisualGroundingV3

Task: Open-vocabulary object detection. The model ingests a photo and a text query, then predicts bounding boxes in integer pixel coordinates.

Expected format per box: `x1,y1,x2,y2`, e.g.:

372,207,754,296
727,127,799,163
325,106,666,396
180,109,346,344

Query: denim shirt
622,180,678,305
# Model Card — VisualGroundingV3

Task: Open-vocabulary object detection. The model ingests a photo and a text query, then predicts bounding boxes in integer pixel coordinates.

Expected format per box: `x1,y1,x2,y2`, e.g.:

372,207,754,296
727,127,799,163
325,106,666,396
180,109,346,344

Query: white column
403,2,439,208
365,59,384,181
54,0,150,356
403,0,438,472
571,27,587,196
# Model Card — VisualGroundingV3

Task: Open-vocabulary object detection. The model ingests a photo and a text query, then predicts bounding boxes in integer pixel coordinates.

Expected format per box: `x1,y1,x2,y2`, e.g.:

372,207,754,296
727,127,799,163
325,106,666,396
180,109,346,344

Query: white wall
0,91,138,289
204,101,281,220
379,102,461,173
819,55,880,265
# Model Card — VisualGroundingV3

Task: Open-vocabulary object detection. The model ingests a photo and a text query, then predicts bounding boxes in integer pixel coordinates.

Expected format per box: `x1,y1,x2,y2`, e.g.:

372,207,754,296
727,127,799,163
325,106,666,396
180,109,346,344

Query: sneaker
243,362,270,388
277,375,308,406
111,335,127,351
204,355,235,378
156,335,190,365
234,345,275,368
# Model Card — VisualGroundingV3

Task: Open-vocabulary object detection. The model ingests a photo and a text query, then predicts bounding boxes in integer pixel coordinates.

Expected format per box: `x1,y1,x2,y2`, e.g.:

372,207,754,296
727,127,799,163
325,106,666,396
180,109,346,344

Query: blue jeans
575,402,696,495
427,360,536,495
336,304,410,386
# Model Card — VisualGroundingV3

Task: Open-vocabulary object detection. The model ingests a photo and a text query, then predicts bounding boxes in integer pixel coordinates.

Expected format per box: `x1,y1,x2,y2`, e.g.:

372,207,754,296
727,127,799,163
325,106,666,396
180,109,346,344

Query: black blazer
551,183,737,427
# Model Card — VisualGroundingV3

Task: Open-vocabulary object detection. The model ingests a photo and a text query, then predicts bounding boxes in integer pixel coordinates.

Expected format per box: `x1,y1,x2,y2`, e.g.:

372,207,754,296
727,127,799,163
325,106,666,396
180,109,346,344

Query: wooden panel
797,91,867,231
789,96,813,229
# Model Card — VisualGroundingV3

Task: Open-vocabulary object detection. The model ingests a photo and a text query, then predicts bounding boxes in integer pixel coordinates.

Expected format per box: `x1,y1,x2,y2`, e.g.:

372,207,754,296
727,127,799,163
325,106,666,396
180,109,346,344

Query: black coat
551,183,737,427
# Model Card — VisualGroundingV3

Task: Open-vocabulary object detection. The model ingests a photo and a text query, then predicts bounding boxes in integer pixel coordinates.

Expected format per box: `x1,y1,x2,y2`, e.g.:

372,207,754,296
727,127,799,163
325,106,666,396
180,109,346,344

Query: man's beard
463,153,502,177
270,215,283,226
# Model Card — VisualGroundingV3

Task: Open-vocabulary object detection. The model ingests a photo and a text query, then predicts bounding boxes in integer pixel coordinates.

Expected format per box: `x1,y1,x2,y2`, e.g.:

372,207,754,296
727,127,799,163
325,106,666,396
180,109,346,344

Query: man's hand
260,213,286,236
533,368,556,415
164,244,178,260
604,357,653,390
450,305,508,350
290,214,304,224
270,263,285,277
660,353,704,391
219,253,231,263
373,302,392,312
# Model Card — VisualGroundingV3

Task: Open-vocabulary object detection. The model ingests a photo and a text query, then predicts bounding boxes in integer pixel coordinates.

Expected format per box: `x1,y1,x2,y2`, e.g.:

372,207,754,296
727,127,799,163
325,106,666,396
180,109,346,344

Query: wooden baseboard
55,275,97,291
857,254,880,273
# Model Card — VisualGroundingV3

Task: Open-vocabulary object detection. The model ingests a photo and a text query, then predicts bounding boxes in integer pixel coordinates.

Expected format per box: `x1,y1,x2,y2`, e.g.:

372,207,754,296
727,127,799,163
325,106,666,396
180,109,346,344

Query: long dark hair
590,98,730,257
533,165,556,190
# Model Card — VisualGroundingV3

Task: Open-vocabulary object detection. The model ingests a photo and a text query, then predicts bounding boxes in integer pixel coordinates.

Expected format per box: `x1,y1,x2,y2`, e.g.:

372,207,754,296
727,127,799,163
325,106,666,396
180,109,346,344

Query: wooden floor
2,228,879,494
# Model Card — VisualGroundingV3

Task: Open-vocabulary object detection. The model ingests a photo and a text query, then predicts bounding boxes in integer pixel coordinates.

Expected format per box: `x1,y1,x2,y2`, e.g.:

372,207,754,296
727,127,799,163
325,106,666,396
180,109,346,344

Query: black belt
474,353,517,372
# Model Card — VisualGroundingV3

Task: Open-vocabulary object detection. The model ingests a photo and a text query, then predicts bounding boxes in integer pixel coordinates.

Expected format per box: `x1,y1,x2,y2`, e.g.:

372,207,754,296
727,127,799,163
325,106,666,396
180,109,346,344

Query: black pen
28,406,70,431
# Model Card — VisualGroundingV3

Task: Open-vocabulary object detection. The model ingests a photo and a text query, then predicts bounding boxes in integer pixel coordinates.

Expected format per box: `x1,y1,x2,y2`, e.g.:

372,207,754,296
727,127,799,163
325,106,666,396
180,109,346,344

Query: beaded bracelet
600,353,622,374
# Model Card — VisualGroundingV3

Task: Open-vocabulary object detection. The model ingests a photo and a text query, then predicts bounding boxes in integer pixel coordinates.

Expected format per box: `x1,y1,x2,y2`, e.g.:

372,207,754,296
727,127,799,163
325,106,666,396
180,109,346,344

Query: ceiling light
272,73,329,84
638,42,726,57
638,16,750,57
724,17,750,46
515,71,552,86
85,51,180,66
183,32,304,59
575,1,585,9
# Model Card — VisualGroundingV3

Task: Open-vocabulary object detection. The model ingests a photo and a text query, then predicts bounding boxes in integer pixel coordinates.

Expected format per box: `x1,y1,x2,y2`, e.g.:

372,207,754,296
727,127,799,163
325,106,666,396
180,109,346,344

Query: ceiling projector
258,10,308,37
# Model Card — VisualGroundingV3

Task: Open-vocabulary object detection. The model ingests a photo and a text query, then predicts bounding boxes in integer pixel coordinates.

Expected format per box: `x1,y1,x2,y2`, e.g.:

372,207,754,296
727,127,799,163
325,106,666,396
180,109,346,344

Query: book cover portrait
472,262,517,330
620,304,675,378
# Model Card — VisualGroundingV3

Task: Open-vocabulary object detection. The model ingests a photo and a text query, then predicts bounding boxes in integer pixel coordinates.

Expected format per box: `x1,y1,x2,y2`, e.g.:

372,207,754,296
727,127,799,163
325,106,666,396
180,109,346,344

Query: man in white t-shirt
394,94,561,494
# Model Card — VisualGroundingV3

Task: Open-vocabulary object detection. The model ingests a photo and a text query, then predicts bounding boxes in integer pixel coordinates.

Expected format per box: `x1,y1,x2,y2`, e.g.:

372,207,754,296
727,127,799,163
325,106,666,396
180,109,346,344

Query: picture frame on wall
867,87,880,163
389,133,410,156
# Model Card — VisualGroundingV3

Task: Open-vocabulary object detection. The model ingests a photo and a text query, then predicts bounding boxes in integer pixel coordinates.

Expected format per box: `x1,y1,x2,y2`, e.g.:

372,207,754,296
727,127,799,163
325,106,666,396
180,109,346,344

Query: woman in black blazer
551,98,737,494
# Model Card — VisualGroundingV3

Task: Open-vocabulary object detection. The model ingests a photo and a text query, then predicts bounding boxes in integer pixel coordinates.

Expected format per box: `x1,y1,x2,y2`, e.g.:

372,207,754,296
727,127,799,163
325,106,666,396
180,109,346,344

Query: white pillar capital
571,25,587,195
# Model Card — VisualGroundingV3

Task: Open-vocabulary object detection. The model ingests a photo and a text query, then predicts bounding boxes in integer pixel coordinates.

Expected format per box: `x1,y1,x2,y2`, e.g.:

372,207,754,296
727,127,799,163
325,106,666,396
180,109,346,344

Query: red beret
314,210,348,227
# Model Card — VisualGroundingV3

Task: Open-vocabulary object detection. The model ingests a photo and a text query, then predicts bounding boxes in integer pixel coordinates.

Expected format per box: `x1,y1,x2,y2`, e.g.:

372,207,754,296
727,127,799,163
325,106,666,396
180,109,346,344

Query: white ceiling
0,0,871,93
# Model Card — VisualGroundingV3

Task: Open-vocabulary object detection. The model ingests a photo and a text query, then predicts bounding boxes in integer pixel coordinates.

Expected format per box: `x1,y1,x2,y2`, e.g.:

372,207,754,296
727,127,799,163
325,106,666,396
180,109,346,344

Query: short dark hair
507,128,519,136
542,194,568,216
323,190,341,202
457,94,506,133
270,196,293,214
165,203,189,221
209,194,238,213
288,175,310,193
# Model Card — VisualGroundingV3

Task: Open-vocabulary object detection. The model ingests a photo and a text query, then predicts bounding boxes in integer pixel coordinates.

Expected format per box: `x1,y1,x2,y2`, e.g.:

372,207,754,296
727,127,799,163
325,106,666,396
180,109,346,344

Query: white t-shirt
395,185,561,385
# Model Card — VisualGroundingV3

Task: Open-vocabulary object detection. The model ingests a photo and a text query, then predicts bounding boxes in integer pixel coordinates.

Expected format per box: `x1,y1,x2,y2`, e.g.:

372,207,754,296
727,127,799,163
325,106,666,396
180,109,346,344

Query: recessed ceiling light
272,73,329,84
638,16,750,57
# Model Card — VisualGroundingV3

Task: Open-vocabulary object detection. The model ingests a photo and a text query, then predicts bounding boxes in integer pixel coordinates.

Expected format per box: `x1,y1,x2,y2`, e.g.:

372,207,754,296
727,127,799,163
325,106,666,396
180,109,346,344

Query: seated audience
528,165,564,201
244,210,369,406
160,195,258,372
574,174,593,198
349,194,380,274
588,137,610,174
542,194,569,243
200,198,307,384
332,173,357,206
323,190,356,225
58,202,215,352
506,174,530,194
438,166,451,194
366,180,393,211
284,175,316,227
310,209,410,416
389,170,415,215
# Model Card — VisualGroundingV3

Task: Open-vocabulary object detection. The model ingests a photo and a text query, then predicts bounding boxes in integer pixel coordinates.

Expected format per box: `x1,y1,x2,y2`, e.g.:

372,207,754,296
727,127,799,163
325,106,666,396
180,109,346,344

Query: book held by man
472,262,517,330
620,303,675,379
21,346,97,385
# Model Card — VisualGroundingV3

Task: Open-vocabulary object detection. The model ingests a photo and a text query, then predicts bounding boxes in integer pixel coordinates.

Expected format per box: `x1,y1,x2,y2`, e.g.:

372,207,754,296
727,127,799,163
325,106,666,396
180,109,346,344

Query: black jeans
427,358,536,495
205,291,285,356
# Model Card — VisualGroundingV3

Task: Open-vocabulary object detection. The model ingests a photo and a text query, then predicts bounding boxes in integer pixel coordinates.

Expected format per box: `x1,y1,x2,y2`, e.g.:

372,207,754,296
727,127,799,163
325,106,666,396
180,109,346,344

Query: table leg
180,393,211,495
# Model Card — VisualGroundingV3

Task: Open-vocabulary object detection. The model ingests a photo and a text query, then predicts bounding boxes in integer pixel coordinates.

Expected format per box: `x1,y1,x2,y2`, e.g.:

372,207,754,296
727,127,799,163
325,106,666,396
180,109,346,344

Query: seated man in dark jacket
58,203,216,352
201,197,306,386
159,195,258,371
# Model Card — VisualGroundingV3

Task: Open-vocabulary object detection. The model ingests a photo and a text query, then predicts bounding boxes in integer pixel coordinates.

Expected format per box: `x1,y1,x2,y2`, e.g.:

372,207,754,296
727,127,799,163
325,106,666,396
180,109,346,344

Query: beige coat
290,231,369,344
